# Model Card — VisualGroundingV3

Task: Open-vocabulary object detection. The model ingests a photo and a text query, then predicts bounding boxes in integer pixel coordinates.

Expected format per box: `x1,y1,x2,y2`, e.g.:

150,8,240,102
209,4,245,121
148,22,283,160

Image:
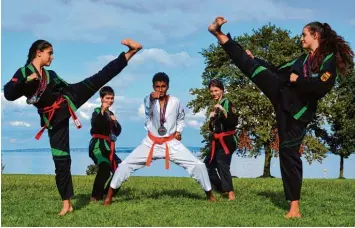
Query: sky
1,0,355,150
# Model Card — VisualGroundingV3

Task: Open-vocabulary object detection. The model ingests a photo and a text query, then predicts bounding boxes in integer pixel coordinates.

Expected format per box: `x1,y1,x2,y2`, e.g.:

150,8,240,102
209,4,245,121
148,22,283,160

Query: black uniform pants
221,38,306,201
47,53,127,200
89,138,122,200
204,144,234,193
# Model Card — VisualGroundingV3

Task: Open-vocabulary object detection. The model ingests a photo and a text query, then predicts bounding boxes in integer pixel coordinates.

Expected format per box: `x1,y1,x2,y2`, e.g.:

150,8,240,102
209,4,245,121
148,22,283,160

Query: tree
86,164,98,175
188,24,328,177
314,69,355,178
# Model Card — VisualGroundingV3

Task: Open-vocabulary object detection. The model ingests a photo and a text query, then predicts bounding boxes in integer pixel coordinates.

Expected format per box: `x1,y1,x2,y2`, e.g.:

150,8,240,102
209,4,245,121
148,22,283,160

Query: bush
86,164,98,175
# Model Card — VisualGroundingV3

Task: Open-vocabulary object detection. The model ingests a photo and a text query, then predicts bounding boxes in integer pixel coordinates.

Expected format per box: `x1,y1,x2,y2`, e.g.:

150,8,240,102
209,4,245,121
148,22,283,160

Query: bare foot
121,39,142,52
284,211,302,219
58,205,73,216
208,195,217,202
284,200,301,219
58,200,73,216
103,199,112,206
227,191,236,201
206,191,217,202
208,16,227,35
103,187,115,206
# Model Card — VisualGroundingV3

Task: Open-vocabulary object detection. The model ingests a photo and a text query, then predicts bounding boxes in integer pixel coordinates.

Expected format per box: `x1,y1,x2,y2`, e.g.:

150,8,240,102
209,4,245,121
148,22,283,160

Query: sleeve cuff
294,75,305,85
221,35,234,49
176,127,184,133
118,52,128,67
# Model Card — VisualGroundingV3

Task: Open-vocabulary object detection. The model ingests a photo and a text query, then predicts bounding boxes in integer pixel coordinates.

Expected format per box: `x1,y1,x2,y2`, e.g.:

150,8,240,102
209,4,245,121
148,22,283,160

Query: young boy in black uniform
207,17,353,218
205,79,238,200
3,39,142,215
89,86,122,202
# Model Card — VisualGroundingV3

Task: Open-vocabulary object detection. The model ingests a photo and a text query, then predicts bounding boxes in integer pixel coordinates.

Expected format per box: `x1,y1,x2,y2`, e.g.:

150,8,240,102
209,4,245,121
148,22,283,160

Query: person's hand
290,73,299,82
214,104,227,118
26,73,39,82
214,104,225,112
110,114,116,121
175,131,182,141
150,91,160,99
245,50,254,59
101,102,110,114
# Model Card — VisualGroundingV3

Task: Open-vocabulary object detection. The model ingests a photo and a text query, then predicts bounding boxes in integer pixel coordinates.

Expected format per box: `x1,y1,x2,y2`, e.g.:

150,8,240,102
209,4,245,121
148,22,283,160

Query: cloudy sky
1,0,355,150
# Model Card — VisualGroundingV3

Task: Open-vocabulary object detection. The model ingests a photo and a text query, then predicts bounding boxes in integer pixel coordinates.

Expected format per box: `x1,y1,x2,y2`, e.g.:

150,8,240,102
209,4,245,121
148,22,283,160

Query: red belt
146,132,175,170
210,130,236,163
92,134,117,172
35,96,81,140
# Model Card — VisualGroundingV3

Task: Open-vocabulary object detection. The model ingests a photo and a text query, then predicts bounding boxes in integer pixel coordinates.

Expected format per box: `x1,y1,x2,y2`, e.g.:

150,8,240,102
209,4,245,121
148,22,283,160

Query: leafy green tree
188,24,328,177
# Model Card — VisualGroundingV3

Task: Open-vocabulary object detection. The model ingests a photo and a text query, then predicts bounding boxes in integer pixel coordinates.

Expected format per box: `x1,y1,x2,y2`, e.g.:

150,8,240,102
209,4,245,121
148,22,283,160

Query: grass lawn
1,174,355,227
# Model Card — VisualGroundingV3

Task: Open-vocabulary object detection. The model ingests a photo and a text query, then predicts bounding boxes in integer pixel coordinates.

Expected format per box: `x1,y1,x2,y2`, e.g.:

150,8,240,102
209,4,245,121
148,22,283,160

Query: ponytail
305,22,354,76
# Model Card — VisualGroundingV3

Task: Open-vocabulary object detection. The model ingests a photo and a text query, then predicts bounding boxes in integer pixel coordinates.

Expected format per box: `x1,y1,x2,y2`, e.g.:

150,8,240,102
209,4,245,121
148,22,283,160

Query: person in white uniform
103,72,216,205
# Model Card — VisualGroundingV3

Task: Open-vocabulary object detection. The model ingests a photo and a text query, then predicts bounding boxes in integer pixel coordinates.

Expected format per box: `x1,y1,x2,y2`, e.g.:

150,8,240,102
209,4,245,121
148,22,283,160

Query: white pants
110,136,212,191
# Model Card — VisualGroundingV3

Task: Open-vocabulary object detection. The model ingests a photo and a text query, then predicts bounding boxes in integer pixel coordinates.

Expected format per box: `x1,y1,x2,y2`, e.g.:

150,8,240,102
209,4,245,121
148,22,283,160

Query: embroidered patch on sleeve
320,71,331,82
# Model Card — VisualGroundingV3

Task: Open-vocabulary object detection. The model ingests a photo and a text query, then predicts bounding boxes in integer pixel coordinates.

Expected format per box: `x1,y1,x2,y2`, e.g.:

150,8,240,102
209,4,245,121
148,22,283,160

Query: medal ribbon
160,96,169,127
27,64,48,104
303,53,313,78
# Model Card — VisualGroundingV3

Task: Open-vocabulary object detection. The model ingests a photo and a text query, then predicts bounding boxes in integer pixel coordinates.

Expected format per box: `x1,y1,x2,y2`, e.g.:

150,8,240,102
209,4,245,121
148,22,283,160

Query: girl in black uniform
89,86,122,202
207,17,353,218
4,39,142,215
204,79,238,200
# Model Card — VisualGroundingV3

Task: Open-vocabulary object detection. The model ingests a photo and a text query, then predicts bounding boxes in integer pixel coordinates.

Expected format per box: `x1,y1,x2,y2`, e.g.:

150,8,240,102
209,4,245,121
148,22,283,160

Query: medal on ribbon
158,126,167,136
158,96,169,136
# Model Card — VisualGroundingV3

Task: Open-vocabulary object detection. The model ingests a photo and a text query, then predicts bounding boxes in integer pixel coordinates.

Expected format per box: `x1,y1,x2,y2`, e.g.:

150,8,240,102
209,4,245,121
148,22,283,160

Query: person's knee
110,162,132,189
54,158,71,175
120,161,135,173
193,161,208,172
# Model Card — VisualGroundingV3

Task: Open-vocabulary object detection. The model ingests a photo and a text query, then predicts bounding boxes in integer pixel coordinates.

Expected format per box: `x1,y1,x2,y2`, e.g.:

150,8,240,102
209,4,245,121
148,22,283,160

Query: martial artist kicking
104,72,216,205
4,38,142,215
207,16,353,218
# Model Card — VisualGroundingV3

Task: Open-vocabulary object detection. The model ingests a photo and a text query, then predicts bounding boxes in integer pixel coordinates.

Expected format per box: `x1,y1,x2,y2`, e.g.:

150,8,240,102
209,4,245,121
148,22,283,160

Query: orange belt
35,96,81,140
92,134,117,172
146,132,175,169
210,130,236,163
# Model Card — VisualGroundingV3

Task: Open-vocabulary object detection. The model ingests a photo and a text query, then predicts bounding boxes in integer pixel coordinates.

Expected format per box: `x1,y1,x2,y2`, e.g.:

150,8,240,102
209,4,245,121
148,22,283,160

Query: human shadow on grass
257,191,289,210
72,194,91,210
113,187,204,202
147,189,205,200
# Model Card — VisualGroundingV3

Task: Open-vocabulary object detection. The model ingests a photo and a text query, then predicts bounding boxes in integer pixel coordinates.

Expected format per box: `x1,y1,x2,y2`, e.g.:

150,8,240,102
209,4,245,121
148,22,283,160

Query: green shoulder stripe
94,107,101,114
320,53,334,71
278,57,298,70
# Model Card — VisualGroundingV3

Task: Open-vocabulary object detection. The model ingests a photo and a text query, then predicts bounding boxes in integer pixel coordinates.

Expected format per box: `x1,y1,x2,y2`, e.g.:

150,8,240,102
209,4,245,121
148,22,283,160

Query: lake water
1,147,354,179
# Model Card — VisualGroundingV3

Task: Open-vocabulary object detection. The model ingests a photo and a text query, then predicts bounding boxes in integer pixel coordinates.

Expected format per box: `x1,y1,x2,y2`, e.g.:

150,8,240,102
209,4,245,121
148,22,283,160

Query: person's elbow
3,86,21,101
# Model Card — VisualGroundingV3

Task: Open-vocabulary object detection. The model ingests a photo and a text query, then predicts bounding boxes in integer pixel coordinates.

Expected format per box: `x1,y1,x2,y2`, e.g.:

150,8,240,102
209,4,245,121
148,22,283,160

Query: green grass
1,174,355,227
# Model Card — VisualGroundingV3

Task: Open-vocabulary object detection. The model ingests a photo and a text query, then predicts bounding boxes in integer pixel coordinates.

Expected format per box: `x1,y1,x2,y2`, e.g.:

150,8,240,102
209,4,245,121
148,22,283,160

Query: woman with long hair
4,39,142,216
208,16,354,218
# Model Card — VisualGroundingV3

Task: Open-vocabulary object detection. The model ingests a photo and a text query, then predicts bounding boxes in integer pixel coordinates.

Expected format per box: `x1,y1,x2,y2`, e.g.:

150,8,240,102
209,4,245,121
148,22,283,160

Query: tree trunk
259,144,274,178
339,155,345,179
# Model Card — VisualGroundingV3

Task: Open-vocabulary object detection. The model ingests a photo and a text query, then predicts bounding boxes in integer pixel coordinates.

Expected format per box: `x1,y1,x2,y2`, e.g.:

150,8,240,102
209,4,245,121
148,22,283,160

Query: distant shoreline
1,147,334,155
1,147,204,153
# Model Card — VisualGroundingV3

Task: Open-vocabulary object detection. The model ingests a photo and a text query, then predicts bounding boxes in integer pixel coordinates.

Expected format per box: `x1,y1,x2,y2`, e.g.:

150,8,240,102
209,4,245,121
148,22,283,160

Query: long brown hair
305,22,354,76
